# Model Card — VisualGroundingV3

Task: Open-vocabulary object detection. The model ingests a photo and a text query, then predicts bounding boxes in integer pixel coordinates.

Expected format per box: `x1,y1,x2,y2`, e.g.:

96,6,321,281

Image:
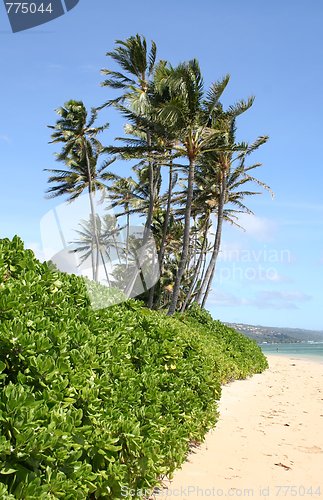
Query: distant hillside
227,323,323,344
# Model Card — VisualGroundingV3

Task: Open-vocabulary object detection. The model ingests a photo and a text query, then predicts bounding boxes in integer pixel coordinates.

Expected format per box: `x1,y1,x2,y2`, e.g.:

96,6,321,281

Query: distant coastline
227,322,323,344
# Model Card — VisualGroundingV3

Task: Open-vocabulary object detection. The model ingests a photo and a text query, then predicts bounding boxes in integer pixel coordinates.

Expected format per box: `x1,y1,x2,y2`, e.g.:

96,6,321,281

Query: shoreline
160,355,323,499
259,343,323,363
262,351,323,365
267,353,323,363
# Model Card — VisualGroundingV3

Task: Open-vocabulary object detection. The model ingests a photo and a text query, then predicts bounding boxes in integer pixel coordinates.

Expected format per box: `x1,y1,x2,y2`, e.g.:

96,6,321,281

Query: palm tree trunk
192,216,198,268
199,249,208,295
84,144,100,282
168,158,195,315
158,161,173,269
196,177,226,307
95,243,100,282
125,209,130,269
181,215,209,312
144,132,154,243
201,225,222,308
100,249,111,286
125,133,155,299
112,230,122,264
91,242,95,280
148,161,173,309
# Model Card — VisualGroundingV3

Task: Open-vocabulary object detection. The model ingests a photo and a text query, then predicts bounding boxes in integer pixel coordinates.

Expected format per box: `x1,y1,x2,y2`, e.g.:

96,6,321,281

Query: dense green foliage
0,237,267,499
179,304,268,383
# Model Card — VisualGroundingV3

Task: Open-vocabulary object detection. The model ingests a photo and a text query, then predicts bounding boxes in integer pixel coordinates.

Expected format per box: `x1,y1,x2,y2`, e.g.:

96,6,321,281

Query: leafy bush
0,237,267,499
180,303,268,383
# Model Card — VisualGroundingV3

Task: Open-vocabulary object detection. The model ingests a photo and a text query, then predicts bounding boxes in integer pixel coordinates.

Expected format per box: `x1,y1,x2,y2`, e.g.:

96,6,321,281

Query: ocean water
260,342,323,361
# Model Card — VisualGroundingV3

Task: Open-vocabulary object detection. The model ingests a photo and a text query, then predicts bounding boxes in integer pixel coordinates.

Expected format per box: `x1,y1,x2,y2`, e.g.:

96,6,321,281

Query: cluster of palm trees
45,34,272,315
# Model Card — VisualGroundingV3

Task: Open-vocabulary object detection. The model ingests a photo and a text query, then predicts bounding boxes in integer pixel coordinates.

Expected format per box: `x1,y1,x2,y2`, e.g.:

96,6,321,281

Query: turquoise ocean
260,342,323,361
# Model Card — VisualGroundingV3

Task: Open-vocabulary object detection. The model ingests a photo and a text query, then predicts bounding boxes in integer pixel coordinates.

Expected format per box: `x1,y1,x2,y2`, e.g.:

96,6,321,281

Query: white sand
159,356,323,499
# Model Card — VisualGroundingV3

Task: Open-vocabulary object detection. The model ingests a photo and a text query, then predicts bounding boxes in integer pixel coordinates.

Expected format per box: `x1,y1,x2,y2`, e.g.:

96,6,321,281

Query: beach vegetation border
0,237,267,499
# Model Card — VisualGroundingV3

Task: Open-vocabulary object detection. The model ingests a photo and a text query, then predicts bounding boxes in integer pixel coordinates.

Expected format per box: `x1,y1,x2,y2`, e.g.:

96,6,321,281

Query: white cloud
237,214,278,242
208,289,311,310
251,290,312,310
265,272,293,284
274,201,323,211
281,220,323,226
78,64,98,73
0,134,11,144
46,63,64,70
218,241,245,261
208,291,247,307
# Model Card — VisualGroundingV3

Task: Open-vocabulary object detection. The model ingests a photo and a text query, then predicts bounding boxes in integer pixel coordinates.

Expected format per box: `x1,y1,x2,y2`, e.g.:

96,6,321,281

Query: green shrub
0,237,267,499
181,304,268,382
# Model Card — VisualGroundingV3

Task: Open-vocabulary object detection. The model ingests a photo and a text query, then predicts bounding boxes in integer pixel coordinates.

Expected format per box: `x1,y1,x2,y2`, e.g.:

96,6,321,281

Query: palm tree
167,100,271,310
180,215,212,311
100,35,165,300
45,100,115,280
150,213,185,309
107,122,177,307
100,34,157,109
100,34,158,242
103,171,151,268
193,114,272,307
71,215,122,284
153,62,231,314
148,155,178,308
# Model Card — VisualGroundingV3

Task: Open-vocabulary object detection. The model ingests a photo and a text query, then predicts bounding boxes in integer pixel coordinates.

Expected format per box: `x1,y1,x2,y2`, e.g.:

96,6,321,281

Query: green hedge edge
0,236,268,499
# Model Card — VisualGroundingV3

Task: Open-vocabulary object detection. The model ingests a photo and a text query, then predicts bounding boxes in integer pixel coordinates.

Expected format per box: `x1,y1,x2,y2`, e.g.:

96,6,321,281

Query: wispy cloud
237,214,278,242
208,291,247,307
275,201,323,211
46,63,64,71
252,200,323,211
281,220,323,226
78,64,98,73
0,134,11,144
208,289,311,310
250,290,312,310
264,272,293,284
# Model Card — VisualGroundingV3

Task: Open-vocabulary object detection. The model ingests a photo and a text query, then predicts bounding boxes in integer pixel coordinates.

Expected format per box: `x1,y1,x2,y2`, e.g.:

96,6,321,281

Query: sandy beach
159,355,323,499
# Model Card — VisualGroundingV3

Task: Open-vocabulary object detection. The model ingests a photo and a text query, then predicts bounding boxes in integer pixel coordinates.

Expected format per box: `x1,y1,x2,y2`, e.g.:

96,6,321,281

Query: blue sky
1,0,322,329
